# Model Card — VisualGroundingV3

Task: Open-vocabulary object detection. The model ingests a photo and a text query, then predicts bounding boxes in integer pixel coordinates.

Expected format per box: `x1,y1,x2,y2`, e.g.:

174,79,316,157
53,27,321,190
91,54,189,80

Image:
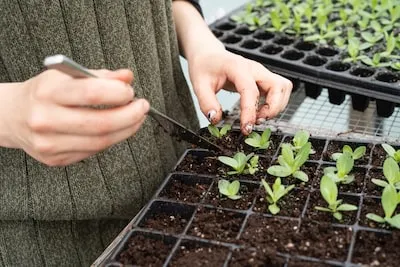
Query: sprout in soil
324,151,354,184
372,157,400,189
245,128,271,150
315,175,358,221
381,143,400,163
218,179,241,200
291,130,315,154
267,142,311,182
261,178,294,215
218,152,259,175
331,144,366,161
208,124,231,139
366,184,400,229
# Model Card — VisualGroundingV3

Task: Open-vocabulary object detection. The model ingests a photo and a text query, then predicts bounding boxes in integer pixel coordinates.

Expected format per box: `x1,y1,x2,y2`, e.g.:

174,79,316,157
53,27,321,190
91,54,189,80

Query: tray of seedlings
208,0,400,117
102,125,400,267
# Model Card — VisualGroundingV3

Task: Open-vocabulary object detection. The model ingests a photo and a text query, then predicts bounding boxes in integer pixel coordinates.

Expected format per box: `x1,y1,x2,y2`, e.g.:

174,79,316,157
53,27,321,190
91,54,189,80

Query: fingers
192,78,223,124
28,99,150,136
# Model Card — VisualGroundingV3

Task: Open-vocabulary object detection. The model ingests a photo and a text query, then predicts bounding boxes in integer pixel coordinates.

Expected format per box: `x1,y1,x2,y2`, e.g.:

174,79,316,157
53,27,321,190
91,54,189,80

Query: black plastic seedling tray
208,5,400,117
103,129,400,267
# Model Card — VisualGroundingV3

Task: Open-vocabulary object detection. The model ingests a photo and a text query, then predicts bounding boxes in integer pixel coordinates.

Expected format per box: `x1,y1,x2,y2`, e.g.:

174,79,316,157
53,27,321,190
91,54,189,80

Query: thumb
193,80,223,124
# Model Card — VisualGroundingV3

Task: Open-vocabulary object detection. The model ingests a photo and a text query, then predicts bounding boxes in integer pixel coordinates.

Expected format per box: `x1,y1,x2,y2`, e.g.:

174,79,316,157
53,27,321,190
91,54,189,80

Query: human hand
188,49,292,135
1,69,149,166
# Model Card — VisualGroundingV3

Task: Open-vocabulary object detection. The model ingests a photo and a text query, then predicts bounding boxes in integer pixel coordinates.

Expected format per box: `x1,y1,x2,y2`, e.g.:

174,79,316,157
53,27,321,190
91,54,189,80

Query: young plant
371,157,400,189
382,143,400,163
331,145,366,161
245,128,271,150
218,152,259,175
218,179,241,200
267,142,311,182
366,184,400,229
290,130,315,154
324,152,354,184
315,175,358,221
359,53,391,68
261,178,295,214
208,124,231,138
343,38,371,63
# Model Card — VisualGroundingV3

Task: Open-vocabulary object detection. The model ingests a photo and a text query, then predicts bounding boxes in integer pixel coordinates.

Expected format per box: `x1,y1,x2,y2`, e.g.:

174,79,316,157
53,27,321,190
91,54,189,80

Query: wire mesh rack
223,86,400,144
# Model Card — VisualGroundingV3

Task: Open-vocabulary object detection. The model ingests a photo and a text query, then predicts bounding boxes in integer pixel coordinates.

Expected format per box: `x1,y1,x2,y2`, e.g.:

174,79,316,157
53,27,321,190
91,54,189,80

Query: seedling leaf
293,170,309,182
366,213,385,223
337,204,358,211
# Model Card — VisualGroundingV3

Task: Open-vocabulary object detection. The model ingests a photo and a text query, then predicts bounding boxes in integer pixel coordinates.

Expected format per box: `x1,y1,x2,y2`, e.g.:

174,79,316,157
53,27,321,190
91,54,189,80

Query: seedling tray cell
208,3,400,116
100,129,400,267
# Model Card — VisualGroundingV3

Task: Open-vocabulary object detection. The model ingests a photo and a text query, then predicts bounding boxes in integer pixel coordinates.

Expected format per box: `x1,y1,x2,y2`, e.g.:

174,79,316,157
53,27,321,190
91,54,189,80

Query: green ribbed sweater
0,1,199,266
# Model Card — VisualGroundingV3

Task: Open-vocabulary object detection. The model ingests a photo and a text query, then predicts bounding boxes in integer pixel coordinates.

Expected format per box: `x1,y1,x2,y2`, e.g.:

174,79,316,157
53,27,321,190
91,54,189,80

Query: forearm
0,82,21,148
172,0,225,61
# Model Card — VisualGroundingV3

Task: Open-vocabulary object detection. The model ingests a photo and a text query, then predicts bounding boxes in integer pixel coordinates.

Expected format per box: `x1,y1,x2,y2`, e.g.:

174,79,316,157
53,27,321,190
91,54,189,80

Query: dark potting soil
141,213,188,234
175,152,219,175
359,197,400,230
204,182,258,210
169,242,229,267
117,234,172,266
253,188,309,218
322,141,372,166
282,136,326,161
229,248,286,267
287,259,334,267
188,207,244,242
370,144,396,167
304,192,359,225
159,177,210,203
364,168,384,197
312,166,366,193
351,230,400,267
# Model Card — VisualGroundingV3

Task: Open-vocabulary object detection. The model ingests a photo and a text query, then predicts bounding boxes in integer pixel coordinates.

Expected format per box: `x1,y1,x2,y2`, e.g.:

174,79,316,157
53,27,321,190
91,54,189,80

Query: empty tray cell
350,67,375,78
234,26,253,35
294,41,316,51
323,140,372,166
204,180,259,210
137,201,195,234
175,150,218,175
159,173,212,203
352,231,400,267
281,49,305,61
273,36,295,46
221,34,242,44
303,55,327,66
376,72,399,83
364,168,383,197
169,239,229,267
315,46,339,57
241,40,262,49
229,248,286,267
326,61,351,72
215,22,236,31
253,30,275,40
260,44,283,55
114,230,176,266
304,192,359,225
188,207,245,242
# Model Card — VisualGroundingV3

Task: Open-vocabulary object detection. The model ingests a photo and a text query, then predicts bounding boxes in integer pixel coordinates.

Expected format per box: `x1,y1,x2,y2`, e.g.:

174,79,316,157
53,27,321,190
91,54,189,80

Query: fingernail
256,118,266,125
245,124,253,134
207,110,217,122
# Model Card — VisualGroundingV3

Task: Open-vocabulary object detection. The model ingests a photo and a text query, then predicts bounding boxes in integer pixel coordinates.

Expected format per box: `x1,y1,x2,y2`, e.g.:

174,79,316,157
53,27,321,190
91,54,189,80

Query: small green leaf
208,124,220,138
383,157,399,184
218,179,231,196
293,170,309,182
337,152,354,177
382,185,398,219
324,167,337,174
228,180,240,196
333,212,343,221
219,124,231,137
294,142,311,169
268,166,292,177
337,204,358,211
282,144,294,166
269,203,280,215
382,143,396,157
332,153,342,161
320,175,338,205
293,130,309,148
261,128,272,144
353,146,366,160
386,214,400,229
366,213,385,223
262,179,274,198
343,145,353,154
218,156,238,170
228,195,242,200
245,137,262,148
371,178,389,188
315,206,332,212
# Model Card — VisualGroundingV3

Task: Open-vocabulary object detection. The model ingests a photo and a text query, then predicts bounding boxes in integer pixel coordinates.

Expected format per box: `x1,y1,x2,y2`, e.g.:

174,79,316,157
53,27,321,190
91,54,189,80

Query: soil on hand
282,136,326,161
364,168,384,197
175,151,219,175
323,141,372,166
312,166,366,193
352,231,400,267
359,197,400,229
169,242,229,267
159,176,210,203
188,207,244,242
204,182,258,210
141,213,188,234
117,234,173,266
253,188,309,218
229,248,286,267
305,192,359,225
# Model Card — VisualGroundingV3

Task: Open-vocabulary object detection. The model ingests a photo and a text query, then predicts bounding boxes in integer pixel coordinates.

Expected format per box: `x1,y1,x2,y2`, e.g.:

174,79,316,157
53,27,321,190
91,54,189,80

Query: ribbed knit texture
0,0,199,266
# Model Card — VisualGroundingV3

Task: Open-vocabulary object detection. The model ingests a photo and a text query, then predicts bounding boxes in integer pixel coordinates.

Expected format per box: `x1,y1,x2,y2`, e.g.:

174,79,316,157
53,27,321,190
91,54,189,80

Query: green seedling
208,124,231,138
366,184,400,229
291,130,315,154
218,179,241,200
382,143,400,162
218,152,259,175
261,178,295,214
267,142,311,182
245,128,271,150
391,62,400,71
361,32,384,45
343,37,372,63
372,157,400,189
359,53,391,68
324,152,354,184
315,175,358,221
331,145,366,161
